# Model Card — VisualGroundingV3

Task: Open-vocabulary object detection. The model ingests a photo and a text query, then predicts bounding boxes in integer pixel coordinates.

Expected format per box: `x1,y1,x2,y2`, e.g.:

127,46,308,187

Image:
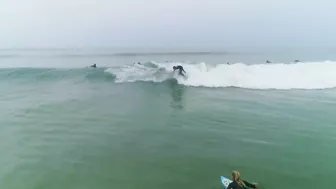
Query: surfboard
221,176,257,188
182,74,188,80
173,72,188,80
220,176,232,188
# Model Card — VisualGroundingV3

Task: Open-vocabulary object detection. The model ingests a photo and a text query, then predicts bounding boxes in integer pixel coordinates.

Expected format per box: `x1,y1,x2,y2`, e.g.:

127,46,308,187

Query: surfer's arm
243,180,257,188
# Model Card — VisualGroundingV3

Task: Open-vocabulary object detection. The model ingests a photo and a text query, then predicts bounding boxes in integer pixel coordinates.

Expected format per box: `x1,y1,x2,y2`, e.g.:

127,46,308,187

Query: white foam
106,62,171,83
107,61,336,90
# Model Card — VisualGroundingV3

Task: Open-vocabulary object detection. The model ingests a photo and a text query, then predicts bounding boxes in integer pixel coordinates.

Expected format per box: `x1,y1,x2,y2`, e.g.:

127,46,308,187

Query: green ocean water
1,49,336,189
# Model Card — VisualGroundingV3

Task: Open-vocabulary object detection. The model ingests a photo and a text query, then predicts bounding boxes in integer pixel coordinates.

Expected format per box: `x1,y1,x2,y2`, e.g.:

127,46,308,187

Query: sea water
0,48,335,189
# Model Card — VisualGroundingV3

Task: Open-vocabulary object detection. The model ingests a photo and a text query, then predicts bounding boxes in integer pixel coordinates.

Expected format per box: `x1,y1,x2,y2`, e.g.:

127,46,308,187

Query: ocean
0,48,336,189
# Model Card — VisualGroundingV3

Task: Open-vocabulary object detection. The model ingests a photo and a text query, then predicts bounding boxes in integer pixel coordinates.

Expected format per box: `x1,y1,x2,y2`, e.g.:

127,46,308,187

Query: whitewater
106,61,336,90
1,59,336,90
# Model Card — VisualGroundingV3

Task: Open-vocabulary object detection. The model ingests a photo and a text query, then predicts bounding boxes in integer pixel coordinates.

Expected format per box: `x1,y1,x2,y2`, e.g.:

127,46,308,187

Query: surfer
227,171,258,189
90,64,97,68
266,60,271,63
173,65,186,77
294,60,300,63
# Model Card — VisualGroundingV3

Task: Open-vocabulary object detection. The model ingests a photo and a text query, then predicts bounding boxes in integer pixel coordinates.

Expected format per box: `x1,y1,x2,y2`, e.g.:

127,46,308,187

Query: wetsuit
227,180,257,189
173,65,186,76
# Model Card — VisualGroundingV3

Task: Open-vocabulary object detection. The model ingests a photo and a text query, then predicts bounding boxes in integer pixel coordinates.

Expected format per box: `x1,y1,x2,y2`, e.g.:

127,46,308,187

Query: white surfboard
220,176,232,188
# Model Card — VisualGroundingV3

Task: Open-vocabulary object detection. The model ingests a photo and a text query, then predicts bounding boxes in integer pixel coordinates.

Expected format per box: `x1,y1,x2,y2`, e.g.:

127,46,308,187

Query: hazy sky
0,0,335,48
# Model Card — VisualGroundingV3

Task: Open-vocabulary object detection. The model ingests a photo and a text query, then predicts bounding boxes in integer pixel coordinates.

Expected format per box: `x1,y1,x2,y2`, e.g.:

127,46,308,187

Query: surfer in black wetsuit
227,171,258,189
90,64,97,68
173,65,186,76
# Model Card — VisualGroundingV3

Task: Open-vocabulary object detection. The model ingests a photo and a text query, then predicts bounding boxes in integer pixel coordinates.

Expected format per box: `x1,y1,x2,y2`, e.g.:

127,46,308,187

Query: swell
0,68,115,83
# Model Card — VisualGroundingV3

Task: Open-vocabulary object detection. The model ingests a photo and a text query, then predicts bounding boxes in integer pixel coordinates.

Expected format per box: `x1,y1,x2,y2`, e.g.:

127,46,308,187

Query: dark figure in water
266,60,271,63
294,60,300,63
227,171,258,189
173,65,186,77
90,64,97,68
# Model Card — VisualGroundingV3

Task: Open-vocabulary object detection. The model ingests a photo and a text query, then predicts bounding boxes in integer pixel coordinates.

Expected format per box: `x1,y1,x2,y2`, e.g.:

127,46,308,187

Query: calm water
0,49,336,189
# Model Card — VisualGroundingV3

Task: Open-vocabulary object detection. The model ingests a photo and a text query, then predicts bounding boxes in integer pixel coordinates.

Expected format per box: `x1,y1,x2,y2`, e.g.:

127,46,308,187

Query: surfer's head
232,171,246,187
173,66,177,70
232,171,241,181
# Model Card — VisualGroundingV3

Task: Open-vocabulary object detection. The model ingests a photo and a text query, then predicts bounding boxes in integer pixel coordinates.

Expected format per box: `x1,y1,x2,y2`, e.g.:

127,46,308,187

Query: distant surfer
90,64,97,68
227,171,258,189
266,60,271,63
173,65,186,77
294,60,300,63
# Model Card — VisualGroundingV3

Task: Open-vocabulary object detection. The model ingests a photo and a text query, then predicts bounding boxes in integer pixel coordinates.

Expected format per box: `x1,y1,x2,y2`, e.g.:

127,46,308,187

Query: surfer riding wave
173,65,186,77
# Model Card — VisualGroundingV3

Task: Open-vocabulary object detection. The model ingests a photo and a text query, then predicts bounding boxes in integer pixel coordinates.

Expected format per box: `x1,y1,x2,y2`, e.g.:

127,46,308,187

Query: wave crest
107,61,336,90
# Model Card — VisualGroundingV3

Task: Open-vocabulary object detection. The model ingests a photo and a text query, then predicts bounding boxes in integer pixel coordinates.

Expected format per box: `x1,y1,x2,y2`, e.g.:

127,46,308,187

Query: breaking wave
106,61,336,90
